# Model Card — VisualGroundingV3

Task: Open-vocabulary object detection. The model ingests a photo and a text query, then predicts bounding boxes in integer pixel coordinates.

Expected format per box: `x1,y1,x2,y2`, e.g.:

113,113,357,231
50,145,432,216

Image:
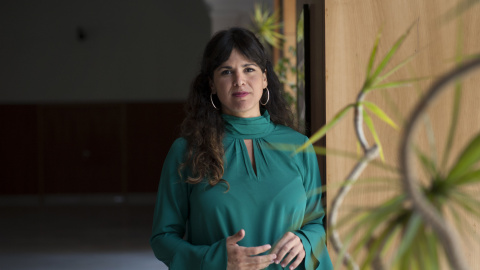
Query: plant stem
328,89,379,270
400,57,480,270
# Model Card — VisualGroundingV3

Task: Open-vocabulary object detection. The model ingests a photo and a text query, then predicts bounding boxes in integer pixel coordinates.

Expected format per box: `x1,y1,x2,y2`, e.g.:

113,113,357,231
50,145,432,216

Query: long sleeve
150,138,228,269
293,140,333,270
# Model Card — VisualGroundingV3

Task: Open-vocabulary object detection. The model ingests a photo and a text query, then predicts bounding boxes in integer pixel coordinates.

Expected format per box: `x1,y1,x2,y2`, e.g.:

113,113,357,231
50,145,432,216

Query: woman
150,27,332,270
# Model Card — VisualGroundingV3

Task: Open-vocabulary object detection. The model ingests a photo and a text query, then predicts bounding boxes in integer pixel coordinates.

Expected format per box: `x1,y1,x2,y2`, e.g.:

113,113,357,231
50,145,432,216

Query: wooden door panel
42,105,122,193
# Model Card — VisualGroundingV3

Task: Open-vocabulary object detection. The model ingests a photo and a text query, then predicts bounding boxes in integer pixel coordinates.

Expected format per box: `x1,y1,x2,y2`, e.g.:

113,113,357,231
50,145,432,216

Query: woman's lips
232,91,249,98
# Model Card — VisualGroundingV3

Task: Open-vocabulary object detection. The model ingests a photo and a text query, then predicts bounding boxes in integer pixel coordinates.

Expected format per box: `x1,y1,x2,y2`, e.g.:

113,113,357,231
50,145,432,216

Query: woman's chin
222,106,261,118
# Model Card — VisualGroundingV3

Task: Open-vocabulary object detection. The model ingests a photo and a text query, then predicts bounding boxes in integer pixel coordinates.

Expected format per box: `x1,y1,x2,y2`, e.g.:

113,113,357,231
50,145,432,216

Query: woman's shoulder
165,137,188,159
272,124,309,143
171,137,188,149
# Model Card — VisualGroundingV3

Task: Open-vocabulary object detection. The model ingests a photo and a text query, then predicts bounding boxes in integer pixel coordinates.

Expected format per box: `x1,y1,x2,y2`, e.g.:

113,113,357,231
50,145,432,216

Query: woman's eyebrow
218,63,257,70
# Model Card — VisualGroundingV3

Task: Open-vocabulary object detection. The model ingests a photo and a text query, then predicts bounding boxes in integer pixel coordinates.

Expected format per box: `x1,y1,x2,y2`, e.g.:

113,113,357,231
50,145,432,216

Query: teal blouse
150,111,333,269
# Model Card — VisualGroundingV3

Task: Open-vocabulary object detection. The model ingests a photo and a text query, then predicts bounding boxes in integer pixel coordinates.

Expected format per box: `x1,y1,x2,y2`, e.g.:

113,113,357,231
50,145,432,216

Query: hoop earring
260,88,270,106
210,93,220,110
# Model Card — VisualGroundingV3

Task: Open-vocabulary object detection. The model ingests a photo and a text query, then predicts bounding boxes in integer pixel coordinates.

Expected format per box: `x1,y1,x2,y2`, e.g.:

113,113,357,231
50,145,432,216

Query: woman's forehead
220,49,261,66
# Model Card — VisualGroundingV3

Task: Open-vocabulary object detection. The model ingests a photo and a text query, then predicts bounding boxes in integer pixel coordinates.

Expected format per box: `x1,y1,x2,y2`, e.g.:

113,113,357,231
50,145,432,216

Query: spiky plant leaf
450,189,480,218
465,52,480,60
392,213,423,267
452,169,480,185
380,90,405,124
311,146,359,159
309,145,399,173
375,52,417,85
416,229,439,270
445,199,472,242
362,101,399,130
448,193,480,247
366,28,383,79
414,146,438,179
334,209,370,232
447,131,480,180
250,3,284,48
421,114,439,175
363,110,385,161
441,83,463,171
369,159,401,173
443,0,480,22
365,77,430,92
295,104,355,153
334,227,358,270
351,195,407,256
365,22,416,91
425,231,440,270
360,221,398,269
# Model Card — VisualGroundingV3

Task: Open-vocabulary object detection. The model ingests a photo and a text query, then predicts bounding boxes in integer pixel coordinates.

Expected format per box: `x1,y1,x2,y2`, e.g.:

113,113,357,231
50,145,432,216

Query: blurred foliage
250,3,284,51
296,1,480,267
250,4,298,112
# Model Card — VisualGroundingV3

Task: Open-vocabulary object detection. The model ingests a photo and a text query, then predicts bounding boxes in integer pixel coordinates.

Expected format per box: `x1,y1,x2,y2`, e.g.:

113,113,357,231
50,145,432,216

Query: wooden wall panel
42,105,123,194
0,102,185,196
320,0,480,267
126,103,184,193
0,105,38,194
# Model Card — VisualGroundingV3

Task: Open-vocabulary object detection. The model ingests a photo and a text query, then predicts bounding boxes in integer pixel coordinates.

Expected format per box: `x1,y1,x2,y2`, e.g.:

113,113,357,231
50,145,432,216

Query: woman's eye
221,70,231,75
245,68,255,72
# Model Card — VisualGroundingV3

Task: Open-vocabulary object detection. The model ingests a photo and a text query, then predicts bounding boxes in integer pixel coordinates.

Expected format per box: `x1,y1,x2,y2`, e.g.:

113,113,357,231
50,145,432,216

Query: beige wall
314,0,480,267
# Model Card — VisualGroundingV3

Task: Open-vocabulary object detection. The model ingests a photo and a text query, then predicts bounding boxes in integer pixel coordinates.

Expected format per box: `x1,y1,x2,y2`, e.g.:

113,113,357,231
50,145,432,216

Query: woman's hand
270,232,305,270
227,229,276,270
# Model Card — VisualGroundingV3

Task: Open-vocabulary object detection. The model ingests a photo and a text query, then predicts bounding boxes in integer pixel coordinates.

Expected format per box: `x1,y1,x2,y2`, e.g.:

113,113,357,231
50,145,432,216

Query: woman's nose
233,72,245,86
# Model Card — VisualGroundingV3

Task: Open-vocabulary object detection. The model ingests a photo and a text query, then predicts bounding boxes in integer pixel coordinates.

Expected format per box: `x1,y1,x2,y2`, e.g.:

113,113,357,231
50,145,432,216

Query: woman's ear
262,71,268,89
209,79,216,94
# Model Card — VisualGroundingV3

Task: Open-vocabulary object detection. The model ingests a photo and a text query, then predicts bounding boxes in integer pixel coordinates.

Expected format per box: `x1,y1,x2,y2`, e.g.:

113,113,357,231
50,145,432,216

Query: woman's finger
270,232,290,255
273,233,296,263
288,250,306,270
244,244,272,256
280,244,303,268
227,229,276,270
227,229,246,245
228,250,275,269
255,259,277,270
271,232,306,268
275,239,294,265
246,253,277,266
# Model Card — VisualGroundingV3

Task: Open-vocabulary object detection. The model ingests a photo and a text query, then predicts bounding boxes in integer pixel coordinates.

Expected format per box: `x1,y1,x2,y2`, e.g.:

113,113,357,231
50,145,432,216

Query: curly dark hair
180,27,294,189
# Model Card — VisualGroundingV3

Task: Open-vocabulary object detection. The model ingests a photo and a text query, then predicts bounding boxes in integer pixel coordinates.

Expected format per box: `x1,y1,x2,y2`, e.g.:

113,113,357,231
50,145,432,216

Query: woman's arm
293,140,333,270
150,139,228,269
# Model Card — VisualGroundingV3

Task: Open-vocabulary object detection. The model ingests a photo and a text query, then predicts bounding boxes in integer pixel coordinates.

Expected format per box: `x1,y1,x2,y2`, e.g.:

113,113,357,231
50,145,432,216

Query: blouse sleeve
293,139,333,270
150,138,228,269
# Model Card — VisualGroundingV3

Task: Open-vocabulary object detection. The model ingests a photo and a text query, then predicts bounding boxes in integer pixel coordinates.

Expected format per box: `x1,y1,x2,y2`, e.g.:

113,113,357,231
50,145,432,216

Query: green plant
249,4,298,115
274,46,298,108
250,3,284,52
295,4,480,269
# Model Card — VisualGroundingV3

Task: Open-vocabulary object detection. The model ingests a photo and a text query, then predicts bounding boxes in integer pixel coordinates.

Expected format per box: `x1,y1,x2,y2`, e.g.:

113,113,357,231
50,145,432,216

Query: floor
0,194,168,270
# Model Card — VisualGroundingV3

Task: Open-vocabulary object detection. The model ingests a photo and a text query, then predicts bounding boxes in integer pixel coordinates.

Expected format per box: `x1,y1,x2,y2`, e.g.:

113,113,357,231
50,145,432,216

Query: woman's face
210,48,268,118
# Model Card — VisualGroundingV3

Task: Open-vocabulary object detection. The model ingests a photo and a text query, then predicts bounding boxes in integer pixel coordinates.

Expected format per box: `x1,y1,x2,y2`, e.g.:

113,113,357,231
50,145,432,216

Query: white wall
204,0,273,35
0,0,274,103
0,0,211,103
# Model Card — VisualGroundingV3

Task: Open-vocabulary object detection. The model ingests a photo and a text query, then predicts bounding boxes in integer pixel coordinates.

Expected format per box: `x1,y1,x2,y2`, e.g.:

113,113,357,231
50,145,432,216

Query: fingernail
281,264,286,267
274,260,279,264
